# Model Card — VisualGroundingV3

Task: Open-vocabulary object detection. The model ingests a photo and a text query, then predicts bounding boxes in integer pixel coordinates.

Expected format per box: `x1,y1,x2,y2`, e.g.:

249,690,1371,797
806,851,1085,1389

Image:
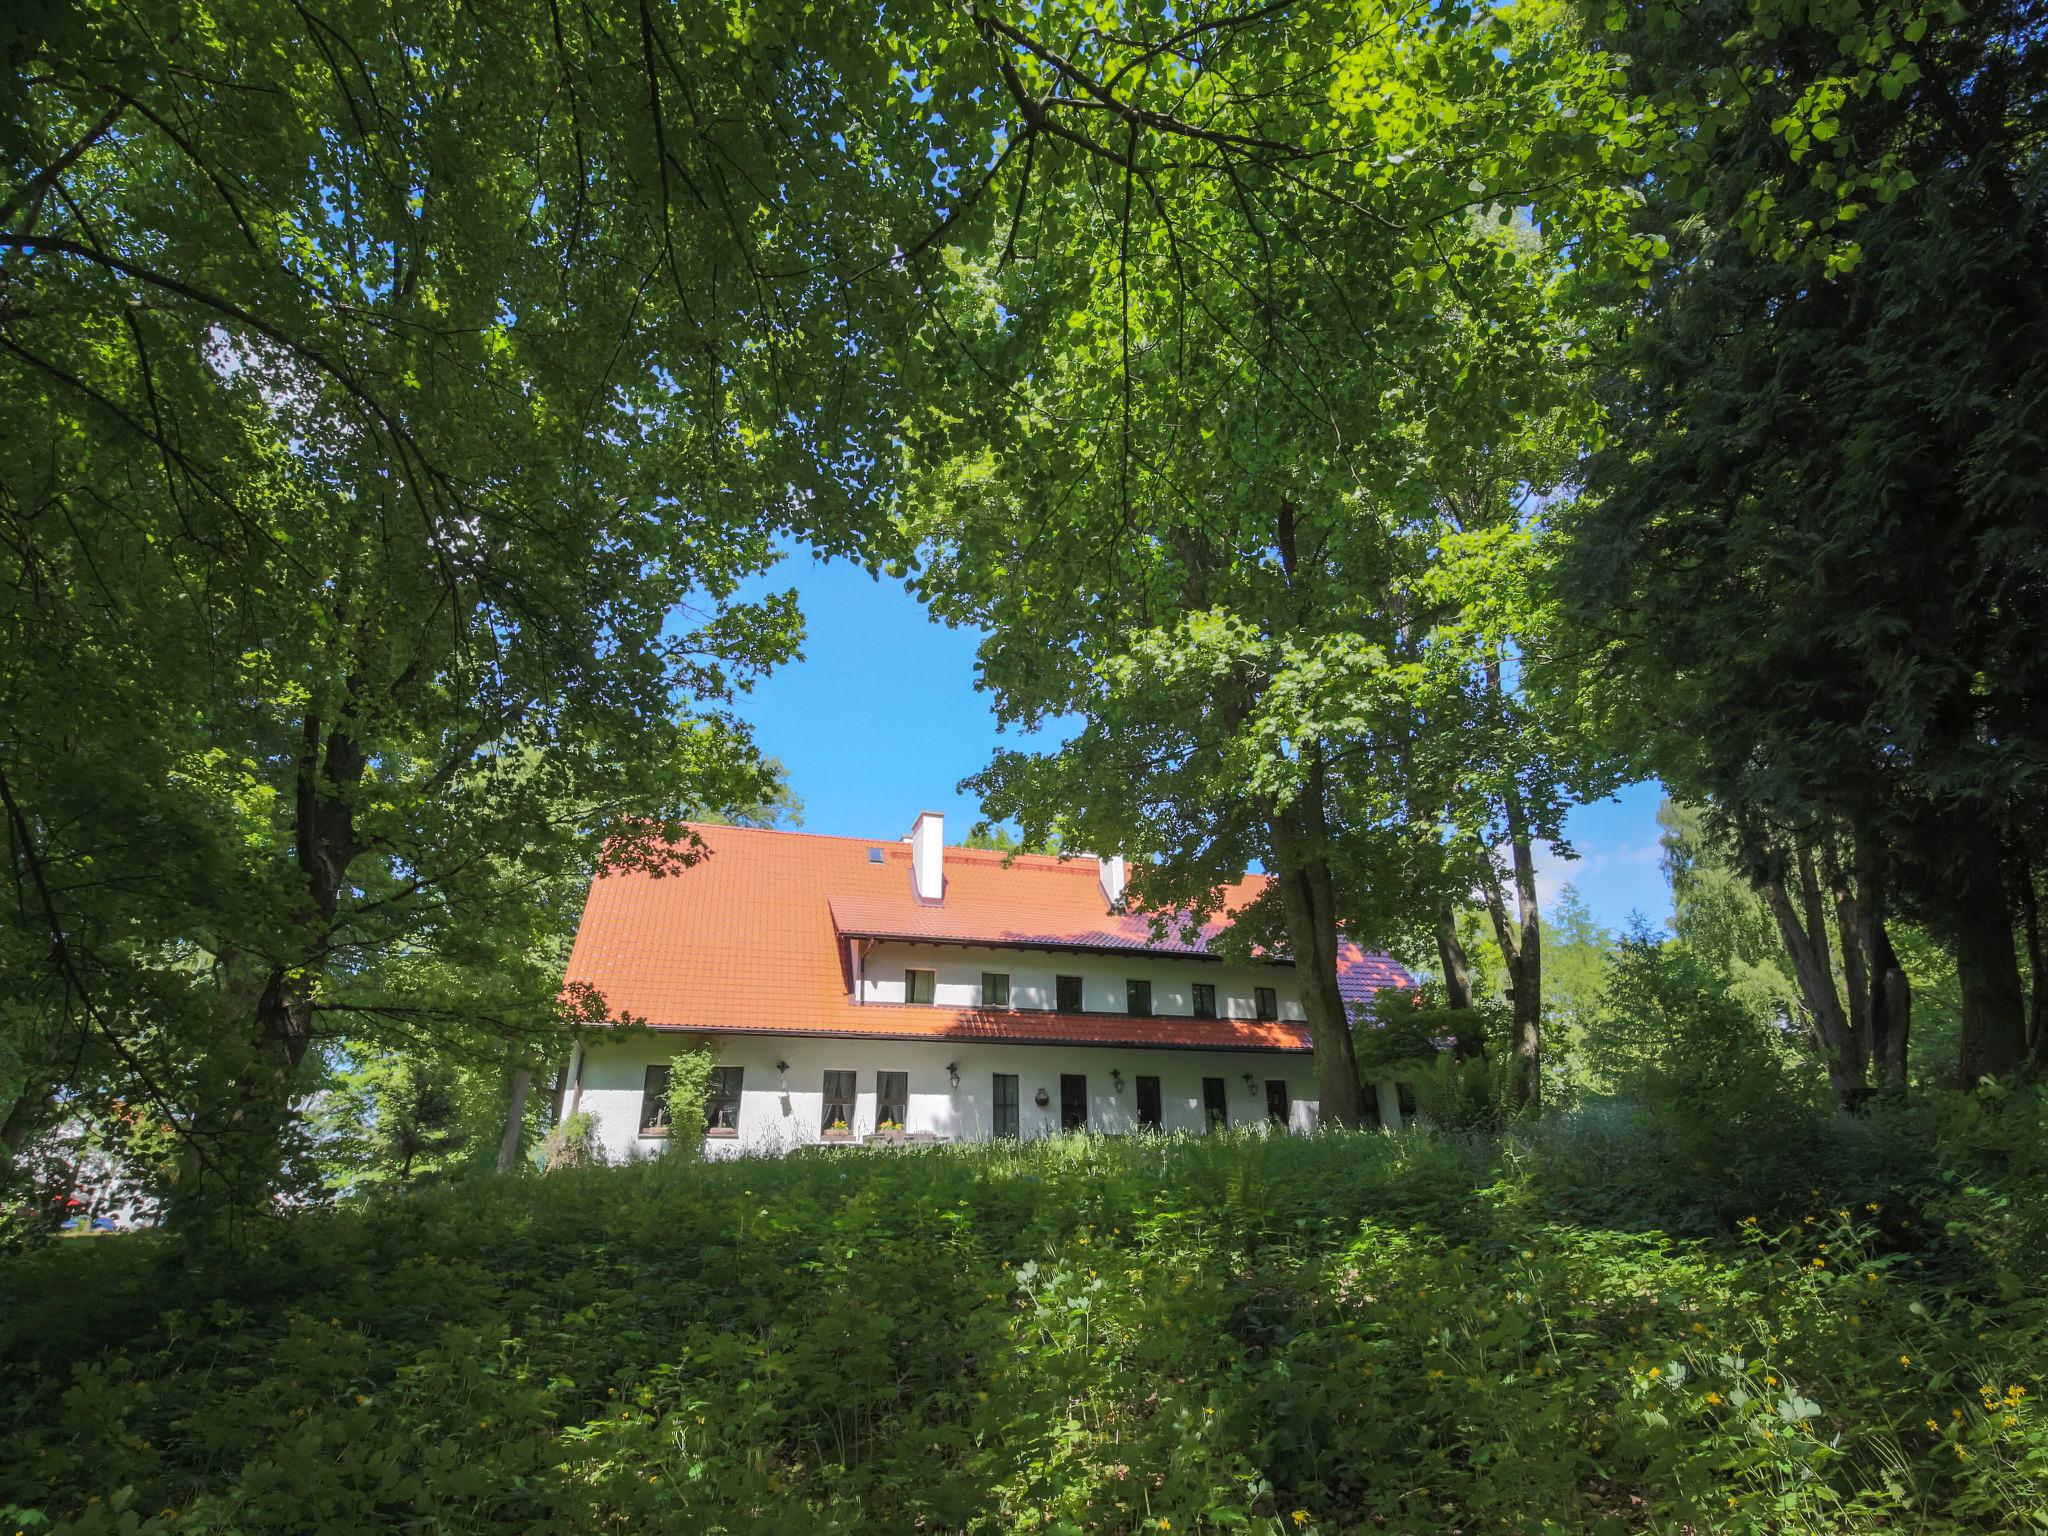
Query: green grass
4,1099,2046,1534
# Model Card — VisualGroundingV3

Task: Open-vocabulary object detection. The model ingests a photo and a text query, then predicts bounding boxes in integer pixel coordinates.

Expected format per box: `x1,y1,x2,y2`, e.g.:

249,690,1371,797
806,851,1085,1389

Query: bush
538,1109,606,1173
2,1102,2044,1534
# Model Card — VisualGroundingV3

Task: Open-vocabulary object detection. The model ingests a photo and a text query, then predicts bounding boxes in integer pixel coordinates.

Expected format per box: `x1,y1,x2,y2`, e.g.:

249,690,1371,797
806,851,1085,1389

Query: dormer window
905,968,935,1004
1126,979,1152,1017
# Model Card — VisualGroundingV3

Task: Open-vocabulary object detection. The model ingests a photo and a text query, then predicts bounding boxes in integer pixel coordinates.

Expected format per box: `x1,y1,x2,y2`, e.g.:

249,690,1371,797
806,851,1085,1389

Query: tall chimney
1098,853,1126,911
910,810,945,902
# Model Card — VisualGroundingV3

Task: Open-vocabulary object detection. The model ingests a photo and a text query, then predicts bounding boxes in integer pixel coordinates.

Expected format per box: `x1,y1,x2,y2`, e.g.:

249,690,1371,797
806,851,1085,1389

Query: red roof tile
563,823,1410,1050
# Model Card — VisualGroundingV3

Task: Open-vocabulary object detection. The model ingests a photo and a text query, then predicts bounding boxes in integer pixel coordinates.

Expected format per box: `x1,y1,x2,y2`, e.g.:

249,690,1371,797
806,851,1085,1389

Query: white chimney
910,810,944,902
1098,853,1126,911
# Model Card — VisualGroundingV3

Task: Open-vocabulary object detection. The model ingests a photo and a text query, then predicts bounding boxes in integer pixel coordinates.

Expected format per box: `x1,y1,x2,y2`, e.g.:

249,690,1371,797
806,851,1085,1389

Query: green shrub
538,1109,605,1173
2,1101,2044,1534
661,1046,716,1161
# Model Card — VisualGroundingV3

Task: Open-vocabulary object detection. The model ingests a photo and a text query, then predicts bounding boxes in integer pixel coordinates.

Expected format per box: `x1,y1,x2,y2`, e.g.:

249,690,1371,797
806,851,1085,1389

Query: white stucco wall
851,941,1304,1021
572,1032,1414,1161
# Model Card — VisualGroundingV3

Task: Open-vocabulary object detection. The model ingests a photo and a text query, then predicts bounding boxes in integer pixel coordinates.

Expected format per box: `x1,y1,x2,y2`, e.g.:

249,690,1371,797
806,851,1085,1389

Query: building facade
561,813,1415,1161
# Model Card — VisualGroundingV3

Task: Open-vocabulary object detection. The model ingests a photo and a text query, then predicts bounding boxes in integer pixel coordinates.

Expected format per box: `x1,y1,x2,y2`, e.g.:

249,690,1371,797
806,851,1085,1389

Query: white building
561,814,1416,1160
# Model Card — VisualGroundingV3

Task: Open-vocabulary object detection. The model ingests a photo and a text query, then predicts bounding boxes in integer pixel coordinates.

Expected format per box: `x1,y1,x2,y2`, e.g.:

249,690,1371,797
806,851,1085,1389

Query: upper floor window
706,1066,743,1134
981,971,1010,1008
1255,986,1278,1021
1126,979,1152,1017
904,968,935,1005
1056,974,1084,1012
639,1064,672,1135
1192,982,1217,1019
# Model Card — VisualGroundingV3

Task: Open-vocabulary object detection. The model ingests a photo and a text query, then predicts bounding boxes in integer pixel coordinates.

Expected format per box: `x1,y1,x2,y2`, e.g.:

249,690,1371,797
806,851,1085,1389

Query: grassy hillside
4,1098,2045,1535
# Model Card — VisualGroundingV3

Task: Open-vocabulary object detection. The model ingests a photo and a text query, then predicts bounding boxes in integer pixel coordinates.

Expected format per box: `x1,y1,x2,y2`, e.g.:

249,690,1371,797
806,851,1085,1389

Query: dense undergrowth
4,1092,2046,1535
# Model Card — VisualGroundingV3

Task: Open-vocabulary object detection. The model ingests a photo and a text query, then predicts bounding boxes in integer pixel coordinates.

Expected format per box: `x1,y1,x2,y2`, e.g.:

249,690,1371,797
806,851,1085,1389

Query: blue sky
727,548,1672,935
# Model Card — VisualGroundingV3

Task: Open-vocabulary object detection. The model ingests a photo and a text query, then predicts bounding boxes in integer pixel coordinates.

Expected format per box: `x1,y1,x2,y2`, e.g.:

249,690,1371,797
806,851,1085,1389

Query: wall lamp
1243,1072,1257,1094
1111,1068,1124,1095
947,1061,961,1091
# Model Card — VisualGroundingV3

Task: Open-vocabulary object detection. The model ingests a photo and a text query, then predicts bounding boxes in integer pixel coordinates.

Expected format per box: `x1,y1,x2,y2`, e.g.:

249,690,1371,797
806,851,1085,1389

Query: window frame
705,1065,743,1136
1201,1076,1228,1130
904,968,936,1005
639,1064,673,1136
993,1073,1020,1139
1255,985,1279,1021
1192,982,1217,1020
1055,974,1084,1012
1265,1078,1291,1126
876,1069,909,1129
821,1069,857,1135
1135,1074,1163,1130
1059,1073,1088,1131
980,971,1011,1009
1125,978,1152,1017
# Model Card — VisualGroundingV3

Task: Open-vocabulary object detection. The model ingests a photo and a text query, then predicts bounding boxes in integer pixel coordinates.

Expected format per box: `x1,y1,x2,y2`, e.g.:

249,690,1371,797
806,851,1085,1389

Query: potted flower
869,1118,907,1145
822,1117,853,1141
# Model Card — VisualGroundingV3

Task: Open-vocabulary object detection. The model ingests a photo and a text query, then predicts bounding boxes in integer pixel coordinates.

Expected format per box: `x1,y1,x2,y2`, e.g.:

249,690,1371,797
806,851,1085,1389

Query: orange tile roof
563,822,1410,1050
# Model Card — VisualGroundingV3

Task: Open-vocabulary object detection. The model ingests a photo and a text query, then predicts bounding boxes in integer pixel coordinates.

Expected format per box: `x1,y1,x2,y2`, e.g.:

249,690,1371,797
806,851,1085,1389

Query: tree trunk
2019,851,2047,1069
1871,920,1912,1095
1764,849,1867,1111
1480,819,1542,1109
498,1058,535,1173
1850,837,1912,1096
1434,904,1486,1060
1265,785,1365,1127
1949,826,2027,1084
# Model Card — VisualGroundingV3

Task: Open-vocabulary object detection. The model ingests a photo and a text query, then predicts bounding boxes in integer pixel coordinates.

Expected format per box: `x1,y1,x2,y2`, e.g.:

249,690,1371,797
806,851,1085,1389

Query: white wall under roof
851,940,1304,1019
571,1032,1415,1161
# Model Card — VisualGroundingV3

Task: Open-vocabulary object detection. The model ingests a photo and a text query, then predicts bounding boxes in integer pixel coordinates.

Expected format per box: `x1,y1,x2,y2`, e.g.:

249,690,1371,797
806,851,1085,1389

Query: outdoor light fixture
1111,1069,1124,1095
1034,1087,1051,1108
1243,1072,1257,1094
947,1061,961,1091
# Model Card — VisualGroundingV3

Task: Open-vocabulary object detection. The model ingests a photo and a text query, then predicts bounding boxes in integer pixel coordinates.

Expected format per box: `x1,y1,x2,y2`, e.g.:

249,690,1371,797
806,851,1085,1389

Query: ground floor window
706,1066,743,1134
876,1070,908,1129
1265,1079,1290,1126
822,1069,855,1134
1396,1081,1417,1125
1136,1075,1162,1130
1202,1076,1228,1130
993,1073,1019,1138
1060,1073,1087,1131
639,1064,671,1135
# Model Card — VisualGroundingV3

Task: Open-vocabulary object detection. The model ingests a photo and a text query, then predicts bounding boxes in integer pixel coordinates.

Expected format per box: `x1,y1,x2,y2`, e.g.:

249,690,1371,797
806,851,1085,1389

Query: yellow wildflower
1707,1392,1724,1405
1926,1419,1940,1432
1900,1356,1912,1366
1291,1513,1310,1528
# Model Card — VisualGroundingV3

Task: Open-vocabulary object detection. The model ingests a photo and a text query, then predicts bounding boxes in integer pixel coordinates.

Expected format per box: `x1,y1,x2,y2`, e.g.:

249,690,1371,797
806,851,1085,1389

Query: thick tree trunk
1266,787,1365,1127
1949,829,2027,1083
1434,904,1486,1060
498,1059,535,1173
2,1087,51,1155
